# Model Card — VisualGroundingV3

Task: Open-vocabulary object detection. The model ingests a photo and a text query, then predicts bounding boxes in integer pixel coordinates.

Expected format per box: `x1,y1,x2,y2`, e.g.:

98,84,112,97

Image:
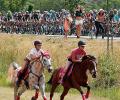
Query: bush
93,53,120,88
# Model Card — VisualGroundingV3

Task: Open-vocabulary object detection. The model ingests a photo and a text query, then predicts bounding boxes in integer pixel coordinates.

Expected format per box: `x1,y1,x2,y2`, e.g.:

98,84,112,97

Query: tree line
0,0,120,13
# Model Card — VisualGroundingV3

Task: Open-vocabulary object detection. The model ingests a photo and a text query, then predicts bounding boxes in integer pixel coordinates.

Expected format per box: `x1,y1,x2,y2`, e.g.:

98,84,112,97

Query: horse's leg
39,76,47,100
76,87,86,100
82,84,91,99
60,87,69,100
85,85,90,99
71,77,86,100
16,84,27,100
31,88,39,100
14,83,19,100
50,83,59,100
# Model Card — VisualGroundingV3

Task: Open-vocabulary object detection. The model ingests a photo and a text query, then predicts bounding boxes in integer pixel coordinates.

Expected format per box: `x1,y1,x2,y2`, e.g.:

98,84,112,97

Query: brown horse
48,55,97,100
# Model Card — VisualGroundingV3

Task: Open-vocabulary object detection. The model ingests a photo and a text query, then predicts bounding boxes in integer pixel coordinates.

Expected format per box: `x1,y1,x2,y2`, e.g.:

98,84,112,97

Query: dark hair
98,12,104,16
34,40,42,46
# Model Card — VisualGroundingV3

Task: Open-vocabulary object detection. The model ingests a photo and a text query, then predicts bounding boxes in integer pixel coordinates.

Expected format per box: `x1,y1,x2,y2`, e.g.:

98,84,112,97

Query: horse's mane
72,55,96,74
81,55,96,61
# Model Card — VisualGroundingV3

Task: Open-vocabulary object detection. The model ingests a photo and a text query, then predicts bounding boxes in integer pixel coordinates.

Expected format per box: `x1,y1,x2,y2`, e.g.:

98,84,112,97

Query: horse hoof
16,96,20,100
31,96,36,100
43,96,47,100
85,95,89,99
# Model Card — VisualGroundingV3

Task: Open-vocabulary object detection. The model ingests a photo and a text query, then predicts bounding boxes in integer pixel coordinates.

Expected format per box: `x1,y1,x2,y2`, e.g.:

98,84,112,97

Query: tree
27,4,34,13
1,0,120,13
0,0,28,12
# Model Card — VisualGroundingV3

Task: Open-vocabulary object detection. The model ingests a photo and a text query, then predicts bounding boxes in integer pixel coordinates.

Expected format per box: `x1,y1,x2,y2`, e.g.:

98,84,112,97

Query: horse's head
40,51,53,73
82,55,97,78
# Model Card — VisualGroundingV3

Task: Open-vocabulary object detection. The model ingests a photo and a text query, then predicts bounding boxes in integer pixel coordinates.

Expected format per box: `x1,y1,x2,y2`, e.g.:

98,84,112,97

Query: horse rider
63,40,86,81
17,40,44,86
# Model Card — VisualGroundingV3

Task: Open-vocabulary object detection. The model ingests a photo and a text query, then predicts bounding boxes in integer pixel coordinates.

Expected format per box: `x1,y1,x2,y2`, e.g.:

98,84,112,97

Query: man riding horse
48,40,97,100
17,40,44,87
11,40,52,100
63,40,86,81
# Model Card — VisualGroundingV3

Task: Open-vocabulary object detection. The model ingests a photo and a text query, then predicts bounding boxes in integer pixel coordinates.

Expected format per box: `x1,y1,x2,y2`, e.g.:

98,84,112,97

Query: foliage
92,87,120,100
7,10,12,20
0,34,120,88
0,0,28,12
27,4,34,13
93,53,120,88
1,0,120,13
0,34,120,99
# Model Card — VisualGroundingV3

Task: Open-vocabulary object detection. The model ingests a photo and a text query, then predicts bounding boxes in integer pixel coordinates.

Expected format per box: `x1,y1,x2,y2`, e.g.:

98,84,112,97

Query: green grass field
0,33,120,100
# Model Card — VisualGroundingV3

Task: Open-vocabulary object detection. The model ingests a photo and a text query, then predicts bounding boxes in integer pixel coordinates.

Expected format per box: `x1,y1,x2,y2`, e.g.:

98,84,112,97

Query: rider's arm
30,54,40,61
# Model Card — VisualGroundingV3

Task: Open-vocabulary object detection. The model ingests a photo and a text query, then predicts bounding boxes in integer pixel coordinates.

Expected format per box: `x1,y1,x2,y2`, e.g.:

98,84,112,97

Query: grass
0,33,120,100
92,87,120,100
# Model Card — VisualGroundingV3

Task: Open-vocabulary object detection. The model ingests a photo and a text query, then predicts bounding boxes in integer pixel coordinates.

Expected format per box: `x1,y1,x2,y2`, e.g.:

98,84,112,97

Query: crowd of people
0,6,120,38
0,10,67,35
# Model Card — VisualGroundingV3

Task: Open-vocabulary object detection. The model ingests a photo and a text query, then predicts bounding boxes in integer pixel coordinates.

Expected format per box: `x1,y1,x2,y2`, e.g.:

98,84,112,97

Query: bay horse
48,55,97,100
9,52,53,100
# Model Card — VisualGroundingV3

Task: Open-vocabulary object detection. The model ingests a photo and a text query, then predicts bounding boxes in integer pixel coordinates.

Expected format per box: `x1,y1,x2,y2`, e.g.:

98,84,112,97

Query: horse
48,55,97,100
9,52,53,100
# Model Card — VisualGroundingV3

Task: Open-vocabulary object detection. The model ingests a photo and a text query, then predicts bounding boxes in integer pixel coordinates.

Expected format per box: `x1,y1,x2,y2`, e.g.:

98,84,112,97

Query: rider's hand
37,55,41,59
76,59,82,63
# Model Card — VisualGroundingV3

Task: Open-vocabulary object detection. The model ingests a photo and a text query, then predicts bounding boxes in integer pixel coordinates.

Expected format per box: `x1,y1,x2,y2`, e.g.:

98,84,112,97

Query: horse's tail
47,74,53,84
10,62,20,70
47,69,56,84
7,62,21,84
47,67,65,85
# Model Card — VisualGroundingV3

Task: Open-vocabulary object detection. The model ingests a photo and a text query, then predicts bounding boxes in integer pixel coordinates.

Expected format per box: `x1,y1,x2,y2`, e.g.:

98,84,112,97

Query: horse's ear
92,56,96,60
88,55,91,59
88,55,96,60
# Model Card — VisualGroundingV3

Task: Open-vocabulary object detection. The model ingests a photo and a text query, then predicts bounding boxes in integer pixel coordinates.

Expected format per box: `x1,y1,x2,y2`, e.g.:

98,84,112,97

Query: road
46,35,120,40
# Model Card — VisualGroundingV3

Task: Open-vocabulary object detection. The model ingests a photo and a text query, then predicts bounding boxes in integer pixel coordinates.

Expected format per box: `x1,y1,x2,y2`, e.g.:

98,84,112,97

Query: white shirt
26,48,44,60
